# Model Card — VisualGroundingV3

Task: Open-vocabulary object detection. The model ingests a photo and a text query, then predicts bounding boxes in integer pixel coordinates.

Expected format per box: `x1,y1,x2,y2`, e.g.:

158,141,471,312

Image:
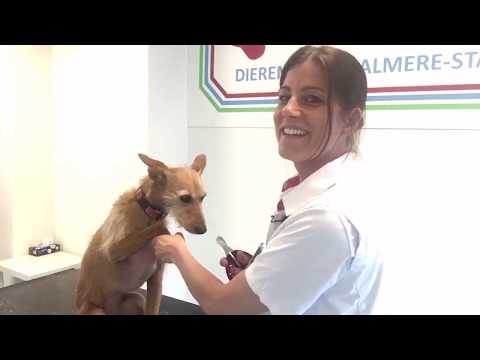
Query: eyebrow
279,86,326,93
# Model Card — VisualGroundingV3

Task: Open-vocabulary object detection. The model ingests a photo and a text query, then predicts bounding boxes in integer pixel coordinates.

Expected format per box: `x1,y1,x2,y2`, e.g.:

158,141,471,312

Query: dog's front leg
77,302,107,315
145,263,165,315
108,221,170,263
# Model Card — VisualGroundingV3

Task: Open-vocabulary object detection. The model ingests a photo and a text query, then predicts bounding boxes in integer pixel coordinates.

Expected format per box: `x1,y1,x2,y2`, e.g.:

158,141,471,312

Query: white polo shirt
245,154,383,315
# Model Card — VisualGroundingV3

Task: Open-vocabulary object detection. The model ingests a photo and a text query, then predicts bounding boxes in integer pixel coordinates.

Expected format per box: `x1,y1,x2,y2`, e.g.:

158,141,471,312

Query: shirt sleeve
244,207,352,315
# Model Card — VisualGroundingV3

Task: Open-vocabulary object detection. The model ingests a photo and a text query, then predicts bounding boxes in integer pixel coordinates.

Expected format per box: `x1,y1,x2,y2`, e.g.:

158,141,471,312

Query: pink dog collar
135,188,168,221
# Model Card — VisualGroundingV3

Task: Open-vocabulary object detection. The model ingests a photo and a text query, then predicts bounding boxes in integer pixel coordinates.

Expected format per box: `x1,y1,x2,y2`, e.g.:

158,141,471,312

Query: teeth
283,128,306,136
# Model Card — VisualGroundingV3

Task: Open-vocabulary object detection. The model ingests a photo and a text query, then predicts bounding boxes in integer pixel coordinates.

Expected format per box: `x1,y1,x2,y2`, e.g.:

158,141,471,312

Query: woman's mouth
282,127,308,136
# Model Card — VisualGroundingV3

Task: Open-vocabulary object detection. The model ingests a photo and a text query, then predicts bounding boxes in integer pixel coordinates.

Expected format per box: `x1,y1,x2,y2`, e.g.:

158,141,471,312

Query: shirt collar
281,154,353,216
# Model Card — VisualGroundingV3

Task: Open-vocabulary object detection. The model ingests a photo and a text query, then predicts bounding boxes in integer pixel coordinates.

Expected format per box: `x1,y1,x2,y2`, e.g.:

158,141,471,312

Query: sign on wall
199,45,480,112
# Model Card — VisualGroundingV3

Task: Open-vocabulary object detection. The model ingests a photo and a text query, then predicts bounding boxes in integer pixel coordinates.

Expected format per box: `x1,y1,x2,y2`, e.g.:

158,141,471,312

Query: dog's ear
138,153,168,182
138,153,168,169
191,154,206,175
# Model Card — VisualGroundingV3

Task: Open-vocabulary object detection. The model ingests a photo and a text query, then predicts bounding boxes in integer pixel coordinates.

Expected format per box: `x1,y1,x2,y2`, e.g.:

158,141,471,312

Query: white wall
0,46,54,259
52,45,149,255
148,46,188,165
147,45,191,301
0,45,13,261
359,119,480,314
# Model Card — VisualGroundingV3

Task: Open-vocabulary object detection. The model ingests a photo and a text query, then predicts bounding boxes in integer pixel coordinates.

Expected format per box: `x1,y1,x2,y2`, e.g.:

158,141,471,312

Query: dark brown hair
279,45,367,154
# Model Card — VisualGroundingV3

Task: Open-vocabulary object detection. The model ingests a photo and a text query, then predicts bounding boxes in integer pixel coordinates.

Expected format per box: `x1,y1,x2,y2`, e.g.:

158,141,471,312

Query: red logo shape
232,45,266,60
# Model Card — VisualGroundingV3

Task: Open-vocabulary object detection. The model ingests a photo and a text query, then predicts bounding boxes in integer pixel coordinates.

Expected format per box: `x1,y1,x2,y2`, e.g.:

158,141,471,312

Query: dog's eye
200,194,207,202
180,194,193,204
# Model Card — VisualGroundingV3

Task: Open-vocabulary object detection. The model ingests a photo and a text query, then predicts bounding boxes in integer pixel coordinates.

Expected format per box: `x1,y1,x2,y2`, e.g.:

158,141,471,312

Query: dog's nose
193,225,207,234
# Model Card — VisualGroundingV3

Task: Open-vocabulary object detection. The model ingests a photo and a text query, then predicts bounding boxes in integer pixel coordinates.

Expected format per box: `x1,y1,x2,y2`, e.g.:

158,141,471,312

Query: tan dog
75,153,207,315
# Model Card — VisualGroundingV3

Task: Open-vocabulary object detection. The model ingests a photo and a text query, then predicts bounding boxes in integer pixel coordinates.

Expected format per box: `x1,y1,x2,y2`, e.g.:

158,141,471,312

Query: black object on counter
0,269,204,315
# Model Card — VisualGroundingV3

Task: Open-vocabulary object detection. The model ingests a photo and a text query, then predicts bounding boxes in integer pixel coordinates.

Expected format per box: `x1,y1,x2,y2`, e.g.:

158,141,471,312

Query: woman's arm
154,233,268,315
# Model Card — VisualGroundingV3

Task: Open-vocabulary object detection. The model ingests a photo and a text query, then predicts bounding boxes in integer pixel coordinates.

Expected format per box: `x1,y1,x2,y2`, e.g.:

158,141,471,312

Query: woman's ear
343,107,364,135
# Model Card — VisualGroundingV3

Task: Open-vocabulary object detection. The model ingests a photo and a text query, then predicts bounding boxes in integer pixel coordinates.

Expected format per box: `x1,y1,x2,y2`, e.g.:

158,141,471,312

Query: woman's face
274,59,350,168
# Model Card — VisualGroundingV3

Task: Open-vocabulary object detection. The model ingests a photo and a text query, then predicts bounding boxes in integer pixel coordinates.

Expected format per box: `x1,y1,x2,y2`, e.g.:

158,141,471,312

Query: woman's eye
278,94,290,104
180,194,193,203
302,95,322,104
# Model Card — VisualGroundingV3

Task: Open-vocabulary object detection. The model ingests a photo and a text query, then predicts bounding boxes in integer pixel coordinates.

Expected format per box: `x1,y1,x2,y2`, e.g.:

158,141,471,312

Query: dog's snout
193,225,207,234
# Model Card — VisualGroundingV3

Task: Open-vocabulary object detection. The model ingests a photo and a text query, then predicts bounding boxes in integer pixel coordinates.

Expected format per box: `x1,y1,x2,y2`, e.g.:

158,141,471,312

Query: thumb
219,257,229,267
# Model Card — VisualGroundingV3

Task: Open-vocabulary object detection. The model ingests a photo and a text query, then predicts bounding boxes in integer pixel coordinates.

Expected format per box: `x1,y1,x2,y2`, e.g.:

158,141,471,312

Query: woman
153,45,383,315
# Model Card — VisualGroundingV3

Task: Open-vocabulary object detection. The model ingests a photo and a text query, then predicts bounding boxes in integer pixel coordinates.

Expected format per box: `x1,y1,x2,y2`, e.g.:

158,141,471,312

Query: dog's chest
115,240,158,292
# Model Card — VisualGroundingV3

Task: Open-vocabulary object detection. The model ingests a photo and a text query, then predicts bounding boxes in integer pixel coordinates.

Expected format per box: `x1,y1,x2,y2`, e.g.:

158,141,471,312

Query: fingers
226,263,242,278
153,240,169,262
229,265,241,276
219,256,243,280
153,233,183,263
219,251,252,271
219,257,229,267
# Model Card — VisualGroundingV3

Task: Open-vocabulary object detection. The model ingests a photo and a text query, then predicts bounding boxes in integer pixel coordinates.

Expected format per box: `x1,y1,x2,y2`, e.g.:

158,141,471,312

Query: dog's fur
75,153,207,315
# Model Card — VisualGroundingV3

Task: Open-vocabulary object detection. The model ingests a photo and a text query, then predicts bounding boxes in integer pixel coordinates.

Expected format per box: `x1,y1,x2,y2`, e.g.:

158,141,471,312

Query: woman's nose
282,97,301,117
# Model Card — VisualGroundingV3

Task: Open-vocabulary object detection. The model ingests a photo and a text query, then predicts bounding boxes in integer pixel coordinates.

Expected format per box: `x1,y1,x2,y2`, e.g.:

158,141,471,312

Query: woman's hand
153,232,186,263
219,250,252,279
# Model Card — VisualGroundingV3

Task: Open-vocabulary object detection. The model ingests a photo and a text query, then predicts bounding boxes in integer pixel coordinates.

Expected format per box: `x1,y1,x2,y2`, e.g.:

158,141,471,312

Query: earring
346,135,353,150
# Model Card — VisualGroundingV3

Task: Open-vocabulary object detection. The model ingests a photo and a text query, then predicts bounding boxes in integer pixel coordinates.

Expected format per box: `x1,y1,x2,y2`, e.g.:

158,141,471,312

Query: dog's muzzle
192,225,207,234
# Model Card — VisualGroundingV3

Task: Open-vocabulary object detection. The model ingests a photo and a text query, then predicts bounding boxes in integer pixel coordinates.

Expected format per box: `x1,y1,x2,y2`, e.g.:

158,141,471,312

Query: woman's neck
294,151,348,182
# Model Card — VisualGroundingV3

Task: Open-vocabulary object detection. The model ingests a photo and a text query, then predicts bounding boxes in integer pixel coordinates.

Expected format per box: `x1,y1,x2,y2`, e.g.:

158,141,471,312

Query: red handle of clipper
225,250,253,280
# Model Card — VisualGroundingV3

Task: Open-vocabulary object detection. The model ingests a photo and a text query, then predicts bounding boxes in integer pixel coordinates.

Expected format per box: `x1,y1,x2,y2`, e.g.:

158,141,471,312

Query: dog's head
138,153,207,234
